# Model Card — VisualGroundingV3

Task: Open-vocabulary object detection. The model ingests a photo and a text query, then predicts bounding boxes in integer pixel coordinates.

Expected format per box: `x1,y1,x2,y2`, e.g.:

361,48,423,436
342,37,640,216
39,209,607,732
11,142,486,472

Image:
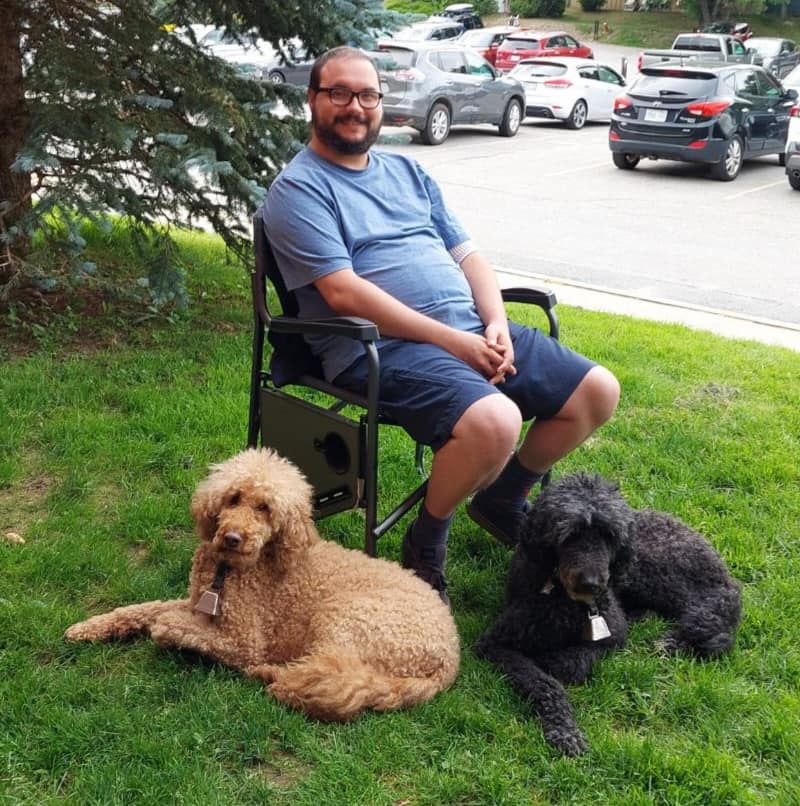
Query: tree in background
0,0,401,310
680,0,765,26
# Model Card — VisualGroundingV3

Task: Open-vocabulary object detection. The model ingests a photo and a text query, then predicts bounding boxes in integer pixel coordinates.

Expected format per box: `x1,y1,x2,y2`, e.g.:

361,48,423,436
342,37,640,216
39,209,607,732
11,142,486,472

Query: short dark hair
308,46,380,91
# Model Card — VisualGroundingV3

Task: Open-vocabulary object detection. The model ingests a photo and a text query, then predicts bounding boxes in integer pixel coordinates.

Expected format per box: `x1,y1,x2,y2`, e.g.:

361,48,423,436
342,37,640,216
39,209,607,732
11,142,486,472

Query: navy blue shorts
334,321,595,452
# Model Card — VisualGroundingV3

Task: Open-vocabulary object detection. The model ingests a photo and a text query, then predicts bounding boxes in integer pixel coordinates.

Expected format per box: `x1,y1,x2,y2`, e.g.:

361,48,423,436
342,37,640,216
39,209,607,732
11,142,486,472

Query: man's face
310,57,383,156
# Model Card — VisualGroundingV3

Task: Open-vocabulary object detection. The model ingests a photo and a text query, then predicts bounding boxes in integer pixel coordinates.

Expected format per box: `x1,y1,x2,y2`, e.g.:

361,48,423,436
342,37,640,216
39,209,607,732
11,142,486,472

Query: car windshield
632,70,718,98
673,36,725,52
703,22,733,33
503,37,540,51
747,38,782,56
512,62,567,78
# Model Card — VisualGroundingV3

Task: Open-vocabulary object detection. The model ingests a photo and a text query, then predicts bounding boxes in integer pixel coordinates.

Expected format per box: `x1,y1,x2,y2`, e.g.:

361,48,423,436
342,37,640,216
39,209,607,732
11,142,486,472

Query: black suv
438,3,483,30
609,63,797,180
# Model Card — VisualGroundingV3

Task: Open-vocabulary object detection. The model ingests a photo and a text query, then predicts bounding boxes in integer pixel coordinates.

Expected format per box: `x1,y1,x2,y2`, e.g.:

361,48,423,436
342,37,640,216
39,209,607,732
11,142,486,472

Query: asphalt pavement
377,42,800,353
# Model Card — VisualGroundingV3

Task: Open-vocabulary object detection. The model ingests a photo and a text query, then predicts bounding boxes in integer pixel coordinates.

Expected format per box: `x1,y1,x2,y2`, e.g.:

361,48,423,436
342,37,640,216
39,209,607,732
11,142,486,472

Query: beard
312,108,382,155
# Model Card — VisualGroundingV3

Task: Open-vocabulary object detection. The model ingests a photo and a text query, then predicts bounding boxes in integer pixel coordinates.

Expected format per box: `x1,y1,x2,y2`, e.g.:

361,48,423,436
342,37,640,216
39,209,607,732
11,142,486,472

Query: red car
457,25,516,66
495,30,594,72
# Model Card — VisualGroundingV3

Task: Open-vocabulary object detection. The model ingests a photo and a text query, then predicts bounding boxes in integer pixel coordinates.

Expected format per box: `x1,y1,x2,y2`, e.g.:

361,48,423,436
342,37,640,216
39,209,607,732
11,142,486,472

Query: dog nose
577,572,604,595
223,532,242,550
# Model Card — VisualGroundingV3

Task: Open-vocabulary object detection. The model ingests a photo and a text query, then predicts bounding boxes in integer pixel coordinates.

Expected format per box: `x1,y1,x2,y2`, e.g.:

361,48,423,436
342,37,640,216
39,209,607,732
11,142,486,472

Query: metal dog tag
584,613,611,642
194,589,222,617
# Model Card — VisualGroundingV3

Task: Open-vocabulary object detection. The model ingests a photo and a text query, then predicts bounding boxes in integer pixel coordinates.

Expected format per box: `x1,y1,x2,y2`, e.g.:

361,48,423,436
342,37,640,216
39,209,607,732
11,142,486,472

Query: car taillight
393,67,425,81
790,105,800,118
636,53,643,72
684,99,731,118
544,79,572,89
613,97,632,111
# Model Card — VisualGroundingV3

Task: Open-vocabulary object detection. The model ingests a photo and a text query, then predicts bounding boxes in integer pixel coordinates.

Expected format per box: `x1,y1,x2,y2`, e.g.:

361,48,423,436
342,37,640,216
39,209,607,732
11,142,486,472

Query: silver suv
374,42,525,145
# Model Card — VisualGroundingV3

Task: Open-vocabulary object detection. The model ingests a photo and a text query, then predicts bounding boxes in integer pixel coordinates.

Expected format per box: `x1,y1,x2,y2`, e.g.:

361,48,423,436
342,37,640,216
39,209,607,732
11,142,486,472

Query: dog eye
257,503,270,514
229,492,240,506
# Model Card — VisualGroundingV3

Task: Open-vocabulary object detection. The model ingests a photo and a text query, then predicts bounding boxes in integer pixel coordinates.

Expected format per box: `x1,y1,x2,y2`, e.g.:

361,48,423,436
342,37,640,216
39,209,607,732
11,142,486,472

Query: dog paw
545,728,589,757
65,616,116,642
245,663,279,684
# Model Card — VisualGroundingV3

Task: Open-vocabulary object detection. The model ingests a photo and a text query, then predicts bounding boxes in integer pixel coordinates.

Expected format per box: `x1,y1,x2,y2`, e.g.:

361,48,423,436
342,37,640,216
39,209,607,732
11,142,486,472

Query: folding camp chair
247,213,559,556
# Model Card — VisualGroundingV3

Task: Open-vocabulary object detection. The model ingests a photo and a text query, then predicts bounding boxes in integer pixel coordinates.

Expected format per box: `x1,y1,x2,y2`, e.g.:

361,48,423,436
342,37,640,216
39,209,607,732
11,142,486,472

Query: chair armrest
270,314,380,342
501,286,557,310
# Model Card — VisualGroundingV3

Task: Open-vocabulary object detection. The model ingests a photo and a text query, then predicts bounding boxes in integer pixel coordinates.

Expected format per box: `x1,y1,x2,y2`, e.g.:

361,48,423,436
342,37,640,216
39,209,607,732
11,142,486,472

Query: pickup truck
636,33,761,72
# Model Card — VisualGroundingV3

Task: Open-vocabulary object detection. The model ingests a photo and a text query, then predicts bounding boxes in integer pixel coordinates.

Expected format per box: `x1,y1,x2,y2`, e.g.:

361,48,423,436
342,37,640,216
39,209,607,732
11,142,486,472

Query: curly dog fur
476,472,742,755
66,449,460,721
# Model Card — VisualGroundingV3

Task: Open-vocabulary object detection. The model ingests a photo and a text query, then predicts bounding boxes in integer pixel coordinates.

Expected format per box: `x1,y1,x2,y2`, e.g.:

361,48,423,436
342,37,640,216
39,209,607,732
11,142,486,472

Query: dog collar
194,561,230,617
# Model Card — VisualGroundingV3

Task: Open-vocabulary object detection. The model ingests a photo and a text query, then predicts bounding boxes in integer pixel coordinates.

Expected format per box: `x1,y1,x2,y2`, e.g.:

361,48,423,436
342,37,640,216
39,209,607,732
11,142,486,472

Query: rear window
513,62,567,78
374,47,415,69
673,36,723,52
460,30,493,46
502,37,539,51
633,70,718,98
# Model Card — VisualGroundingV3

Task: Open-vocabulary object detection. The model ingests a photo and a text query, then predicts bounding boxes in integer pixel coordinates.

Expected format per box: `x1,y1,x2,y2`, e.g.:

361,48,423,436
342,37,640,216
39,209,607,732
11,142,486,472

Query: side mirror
786,88,799,101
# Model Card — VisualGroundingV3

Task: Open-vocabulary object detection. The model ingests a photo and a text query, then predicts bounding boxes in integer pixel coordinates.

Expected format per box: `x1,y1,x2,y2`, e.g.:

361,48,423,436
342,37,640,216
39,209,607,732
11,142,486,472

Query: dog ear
190,478,223,542
270,499,317,574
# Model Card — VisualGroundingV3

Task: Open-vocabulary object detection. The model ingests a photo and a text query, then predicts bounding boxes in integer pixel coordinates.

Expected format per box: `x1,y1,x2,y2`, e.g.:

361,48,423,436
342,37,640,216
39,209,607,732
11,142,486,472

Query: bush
579,0,607,10
509,0,539,16
509,0,566,16
537,0,566,15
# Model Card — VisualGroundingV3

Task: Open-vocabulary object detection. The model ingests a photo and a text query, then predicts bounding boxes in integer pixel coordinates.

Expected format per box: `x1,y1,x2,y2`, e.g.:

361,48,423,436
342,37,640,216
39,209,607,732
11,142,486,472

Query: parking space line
545,161,610,177
724,179,787,200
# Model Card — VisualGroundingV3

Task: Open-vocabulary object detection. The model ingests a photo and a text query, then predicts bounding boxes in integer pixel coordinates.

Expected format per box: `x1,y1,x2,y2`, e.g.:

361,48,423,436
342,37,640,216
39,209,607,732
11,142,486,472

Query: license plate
525,81,538,90
644,108,668,123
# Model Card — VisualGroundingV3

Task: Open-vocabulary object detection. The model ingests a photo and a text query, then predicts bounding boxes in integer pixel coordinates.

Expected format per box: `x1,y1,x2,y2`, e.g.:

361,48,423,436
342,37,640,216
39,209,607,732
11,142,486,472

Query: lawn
2,225,800,804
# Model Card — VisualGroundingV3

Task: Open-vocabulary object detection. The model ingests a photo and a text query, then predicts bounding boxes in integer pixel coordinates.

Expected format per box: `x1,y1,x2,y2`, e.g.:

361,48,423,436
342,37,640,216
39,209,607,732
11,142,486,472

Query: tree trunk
0,3,31,282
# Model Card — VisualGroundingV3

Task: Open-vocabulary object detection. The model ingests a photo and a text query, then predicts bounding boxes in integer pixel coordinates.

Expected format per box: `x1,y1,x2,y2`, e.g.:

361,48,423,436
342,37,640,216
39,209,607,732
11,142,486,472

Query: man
263,47,620,604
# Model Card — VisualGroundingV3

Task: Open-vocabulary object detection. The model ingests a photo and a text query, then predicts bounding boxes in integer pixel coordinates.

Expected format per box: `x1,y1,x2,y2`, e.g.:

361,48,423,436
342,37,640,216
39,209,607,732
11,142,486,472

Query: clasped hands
452,324,516,385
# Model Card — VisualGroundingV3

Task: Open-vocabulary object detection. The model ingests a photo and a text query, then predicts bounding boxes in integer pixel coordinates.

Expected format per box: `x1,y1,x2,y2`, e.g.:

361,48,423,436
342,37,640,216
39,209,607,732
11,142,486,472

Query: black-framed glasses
316,86,384,109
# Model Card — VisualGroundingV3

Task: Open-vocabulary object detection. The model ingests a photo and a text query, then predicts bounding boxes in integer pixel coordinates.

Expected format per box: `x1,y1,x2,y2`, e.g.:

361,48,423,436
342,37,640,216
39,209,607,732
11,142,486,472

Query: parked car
437,3,484,30
374,42,525,145
264,45,313,85
458,26,516,66
702,21,753,42
785,105,800,190
389,20,465,43
609,63,797,181
509,57,626,129
495,31,594,73
744,37,800,79
197,27,276,80
782,62,800,93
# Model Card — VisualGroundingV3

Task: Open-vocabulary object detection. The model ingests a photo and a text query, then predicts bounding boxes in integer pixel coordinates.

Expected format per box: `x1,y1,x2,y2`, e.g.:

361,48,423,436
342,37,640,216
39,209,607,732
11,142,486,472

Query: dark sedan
609,63,797,180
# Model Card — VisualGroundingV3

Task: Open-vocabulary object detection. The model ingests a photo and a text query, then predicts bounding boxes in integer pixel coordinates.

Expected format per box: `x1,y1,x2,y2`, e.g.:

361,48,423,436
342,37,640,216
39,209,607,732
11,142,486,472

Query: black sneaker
401,525,450,607
466,494,530,547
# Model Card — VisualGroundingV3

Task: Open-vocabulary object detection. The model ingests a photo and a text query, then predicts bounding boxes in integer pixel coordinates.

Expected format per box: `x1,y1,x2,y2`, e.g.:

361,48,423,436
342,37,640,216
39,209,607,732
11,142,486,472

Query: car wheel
565,99,588,130
268,71,286,84
789,171,800,191
778,152,786,167
612,152,640,170
710,134,743,181
421,103,451,146
498,99,522,137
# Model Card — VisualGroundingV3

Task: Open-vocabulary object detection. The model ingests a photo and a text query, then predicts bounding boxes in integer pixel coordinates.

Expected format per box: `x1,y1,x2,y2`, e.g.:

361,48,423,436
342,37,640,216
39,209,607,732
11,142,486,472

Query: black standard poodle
475,472,742,756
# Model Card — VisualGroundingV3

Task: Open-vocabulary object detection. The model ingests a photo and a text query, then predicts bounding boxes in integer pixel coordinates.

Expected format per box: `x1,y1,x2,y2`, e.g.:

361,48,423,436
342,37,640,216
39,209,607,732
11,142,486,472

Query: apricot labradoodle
67,449,460,721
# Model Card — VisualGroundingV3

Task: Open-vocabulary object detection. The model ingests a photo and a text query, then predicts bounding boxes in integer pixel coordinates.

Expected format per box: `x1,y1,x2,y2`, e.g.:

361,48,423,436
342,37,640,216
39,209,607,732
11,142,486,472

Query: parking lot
379,117,799,330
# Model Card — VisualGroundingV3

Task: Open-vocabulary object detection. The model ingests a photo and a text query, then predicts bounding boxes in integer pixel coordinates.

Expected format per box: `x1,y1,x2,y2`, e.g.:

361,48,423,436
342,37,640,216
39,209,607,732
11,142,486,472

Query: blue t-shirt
262,147,484,381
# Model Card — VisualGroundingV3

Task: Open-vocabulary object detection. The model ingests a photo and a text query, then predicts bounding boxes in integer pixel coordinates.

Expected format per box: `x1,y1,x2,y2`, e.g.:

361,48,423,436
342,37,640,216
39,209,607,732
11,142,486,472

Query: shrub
509,0,539,16
579,0,607,10
509,0,566,16
537,0,566,14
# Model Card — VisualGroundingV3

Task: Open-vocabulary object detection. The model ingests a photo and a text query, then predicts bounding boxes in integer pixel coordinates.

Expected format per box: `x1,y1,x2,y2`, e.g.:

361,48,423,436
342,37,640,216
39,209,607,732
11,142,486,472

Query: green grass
3,227,800,804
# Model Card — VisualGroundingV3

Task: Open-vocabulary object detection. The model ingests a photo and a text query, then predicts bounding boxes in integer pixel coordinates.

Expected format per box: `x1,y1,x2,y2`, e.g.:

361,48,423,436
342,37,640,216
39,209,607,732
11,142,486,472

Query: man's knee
455,393,522,455
574,365,620,427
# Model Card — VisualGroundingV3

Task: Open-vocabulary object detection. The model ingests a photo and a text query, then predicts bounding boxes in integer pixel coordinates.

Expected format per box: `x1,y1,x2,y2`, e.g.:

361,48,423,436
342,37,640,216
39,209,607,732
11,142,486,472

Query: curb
495,266,800,353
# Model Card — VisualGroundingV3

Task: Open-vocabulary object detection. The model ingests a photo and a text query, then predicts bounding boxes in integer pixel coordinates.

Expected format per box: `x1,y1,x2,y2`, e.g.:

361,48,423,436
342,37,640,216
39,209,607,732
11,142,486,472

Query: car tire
710,134,743,181
565,99,588,130
778,152,786,167
498,99,522,137
612,152,640,170
268,71,286,84
421,102,451,146
789,171,800,191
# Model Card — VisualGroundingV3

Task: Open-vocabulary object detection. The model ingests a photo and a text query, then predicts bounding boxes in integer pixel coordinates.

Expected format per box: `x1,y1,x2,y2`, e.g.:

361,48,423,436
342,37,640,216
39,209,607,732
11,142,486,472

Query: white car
197,27,276,79
509,57,626,129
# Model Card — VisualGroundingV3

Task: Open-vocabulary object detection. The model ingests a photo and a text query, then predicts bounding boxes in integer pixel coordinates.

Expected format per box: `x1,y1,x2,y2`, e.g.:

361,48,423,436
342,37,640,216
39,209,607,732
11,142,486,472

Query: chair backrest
252,211,323,386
